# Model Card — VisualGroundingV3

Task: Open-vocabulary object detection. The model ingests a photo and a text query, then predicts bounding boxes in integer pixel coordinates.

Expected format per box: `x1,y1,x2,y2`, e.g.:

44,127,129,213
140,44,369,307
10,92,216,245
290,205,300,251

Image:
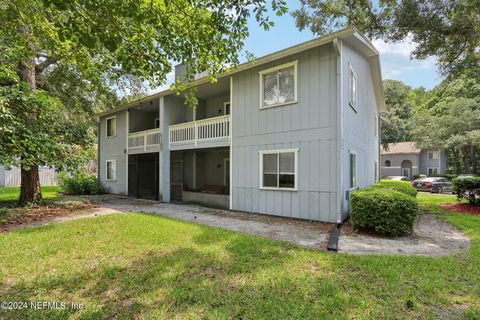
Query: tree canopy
0,0,287,203
292,0,480,79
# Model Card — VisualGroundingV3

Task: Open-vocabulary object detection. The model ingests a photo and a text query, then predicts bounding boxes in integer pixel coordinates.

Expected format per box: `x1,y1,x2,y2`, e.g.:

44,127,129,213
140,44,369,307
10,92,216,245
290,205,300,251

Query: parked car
413,177,453,193
456,174,479,178
384,176,413,182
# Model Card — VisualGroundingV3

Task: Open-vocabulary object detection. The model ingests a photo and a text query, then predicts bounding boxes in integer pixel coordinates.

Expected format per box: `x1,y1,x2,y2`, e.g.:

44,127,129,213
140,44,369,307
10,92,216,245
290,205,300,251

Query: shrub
373,179,417,198
59,173,104,195
350,188,418,236
452,177,480,205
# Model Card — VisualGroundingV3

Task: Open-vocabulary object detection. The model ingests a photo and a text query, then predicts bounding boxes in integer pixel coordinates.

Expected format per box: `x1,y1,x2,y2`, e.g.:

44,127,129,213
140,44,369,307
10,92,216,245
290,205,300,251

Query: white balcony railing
128,128,161,151
169,115,230,148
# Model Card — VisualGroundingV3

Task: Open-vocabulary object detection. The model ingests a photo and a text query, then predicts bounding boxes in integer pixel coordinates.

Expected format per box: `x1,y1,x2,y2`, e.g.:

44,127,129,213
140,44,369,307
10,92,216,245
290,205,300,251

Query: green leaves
292,0,480,79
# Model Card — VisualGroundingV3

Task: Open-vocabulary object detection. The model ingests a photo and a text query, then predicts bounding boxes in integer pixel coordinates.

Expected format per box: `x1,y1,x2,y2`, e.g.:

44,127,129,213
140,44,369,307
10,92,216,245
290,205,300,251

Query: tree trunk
461,146,472,173
19,165,42,204
18,25,42,204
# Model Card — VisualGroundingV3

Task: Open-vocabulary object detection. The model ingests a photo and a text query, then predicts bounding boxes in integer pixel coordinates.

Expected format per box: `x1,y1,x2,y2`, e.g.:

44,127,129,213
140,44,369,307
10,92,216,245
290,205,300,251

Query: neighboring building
0,165,57,187
380,142,447,178
96,27,385,223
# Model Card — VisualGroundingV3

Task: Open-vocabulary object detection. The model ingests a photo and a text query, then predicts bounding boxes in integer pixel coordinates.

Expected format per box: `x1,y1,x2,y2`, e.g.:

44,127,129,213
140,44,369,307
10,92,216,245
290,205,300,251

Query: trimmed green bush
59,173,104,195
452,176,480,205
350,188,418,236
373,179,417,198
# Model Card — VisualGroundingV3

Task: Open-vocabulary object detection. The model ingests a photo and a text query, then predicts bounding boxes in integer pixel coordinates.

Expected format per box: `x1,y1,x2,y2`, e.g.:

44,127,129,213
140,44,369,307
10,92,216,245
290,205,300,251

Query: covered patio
170,147,229,209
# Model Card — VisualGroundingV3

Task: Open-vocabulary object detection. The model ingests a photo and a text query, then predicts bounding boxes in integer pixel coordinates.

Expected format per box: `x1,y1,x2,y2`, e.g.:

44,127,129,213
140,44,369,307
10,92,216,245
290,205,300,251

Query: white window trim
259,61,298,109
106,116,117,138
349,150,358,190
427,167,438,175
259,148,298,191
348,65,358,112
224,101,230,115
427,151,439,160
106,160,116,181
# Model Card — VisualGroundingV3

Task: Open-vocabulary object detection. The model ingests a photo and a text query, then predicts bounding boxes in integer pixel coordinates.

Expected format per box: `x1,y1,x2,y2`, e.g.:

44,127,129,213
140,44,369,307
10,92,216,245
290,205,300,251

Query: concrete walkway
80,195,470,257
87,194,333,249
338,213,471,257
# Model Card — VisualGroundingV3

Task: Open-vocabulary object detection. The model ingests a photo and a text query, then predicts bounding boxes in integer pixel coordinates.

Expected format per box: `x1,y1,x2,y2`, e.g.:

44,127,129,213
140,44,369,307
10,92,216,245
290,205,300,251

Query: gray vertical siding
419,150,447,174
231,45,339,222
99,110,128,194
340,43,380,219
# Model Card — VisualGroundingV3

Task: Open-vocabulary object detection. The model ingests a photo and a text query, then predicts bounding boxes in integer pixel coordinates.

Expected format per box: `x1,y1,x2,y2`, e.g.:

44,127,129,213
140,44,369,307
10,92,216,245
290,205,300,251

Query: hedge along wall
350,187,418,236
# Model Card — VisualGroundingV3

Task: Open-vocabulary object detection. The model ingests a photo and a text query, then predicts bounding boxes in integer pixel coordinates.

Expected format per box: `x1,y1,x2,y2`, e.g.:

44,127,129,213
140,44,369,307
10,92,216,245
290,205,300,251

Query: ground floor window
428,167,438,175
350,151,357,189
260,149,298,190
106,160,116,181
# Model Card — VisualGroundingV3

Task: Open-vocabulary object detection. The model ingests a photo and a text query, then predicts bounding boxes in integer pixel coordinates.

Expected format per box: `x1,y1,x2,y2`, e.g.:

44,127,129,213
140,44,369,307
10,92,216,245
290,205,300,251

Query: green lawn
0,186,62,204
0,194,478,319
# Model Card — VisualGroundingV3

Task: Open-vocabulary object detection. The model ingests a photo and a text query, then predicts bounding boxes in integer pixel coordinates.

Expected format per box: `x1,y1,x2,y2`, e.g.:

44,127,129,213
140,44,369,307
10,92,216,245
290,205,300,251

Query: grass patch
0,186,62,204
0,193,479,319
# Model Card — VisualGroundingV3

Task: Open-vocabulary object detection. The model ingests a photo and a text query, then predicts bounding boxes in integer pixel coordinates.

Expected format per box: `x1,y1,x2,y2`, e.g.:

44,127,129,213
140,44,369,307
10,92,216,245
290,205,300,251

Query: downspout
333,38,344,224
229,76,233,210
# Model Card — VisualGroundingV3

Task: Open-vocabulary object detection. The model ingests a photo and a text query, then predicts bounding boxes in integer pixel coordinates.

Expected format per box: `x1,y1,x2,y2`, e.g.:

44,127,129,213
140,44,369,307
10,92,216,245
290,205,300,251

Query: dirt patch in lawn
441,203,480,215
338,213,470,257
0,199,98,232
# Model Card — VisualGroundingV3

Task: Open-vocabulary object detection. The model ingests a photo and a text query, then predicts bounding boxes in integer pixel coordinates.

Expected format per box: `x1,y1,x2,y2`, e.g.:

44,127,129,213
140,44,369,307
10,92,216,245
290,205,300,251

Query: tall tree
413,77,480,173
0,0,287,204
380,80,414,149
292,0,480,79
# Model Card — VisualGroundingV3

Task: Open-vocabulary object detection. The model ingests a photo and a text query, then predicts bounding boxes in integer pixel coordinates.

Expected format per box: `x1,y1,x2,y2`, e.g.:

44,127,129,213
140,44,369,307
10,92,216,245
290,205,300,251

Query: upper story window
385,160,391,167
427,151,439,160
260,149,298,190
259,61,297,109
349,66,357,111
106,116,117,138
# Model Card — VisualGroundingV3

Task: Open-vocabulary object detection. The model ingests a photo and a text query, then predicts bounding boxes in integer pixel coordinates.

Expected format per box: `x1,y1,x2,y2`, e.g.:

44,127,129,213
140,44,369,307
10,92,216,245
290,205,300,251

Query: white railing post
194,120,198,146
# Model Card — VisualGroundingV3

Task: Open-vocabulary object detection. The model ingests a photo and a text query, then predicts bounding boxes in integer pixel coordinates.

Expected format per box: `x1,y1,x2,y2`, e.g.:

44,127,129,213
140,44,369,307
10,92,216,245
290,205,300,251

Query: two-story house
380,142,447,178
96,27,385,223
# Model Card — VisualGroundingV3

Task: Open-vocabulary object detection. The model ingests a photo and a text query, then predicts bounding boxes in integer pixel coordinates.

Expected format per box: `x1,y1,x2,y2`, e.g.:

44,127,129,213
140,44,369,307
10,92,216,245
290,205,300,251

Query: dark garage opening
128,153,159,200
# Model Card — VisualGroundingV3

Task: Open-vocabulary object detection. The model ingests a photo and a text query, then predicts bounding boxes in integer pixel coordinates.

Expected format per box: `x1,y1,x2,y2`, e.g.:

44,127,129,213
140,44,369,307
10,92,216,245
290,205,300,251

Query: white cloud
372,37,440,88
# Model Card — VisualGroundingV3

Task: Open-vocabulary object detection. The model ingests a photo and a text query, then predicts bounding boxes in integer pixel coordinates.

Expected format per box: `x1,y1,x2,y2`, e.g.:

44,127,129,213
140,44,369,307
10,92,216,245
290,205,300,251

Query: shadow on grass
0,217,352,320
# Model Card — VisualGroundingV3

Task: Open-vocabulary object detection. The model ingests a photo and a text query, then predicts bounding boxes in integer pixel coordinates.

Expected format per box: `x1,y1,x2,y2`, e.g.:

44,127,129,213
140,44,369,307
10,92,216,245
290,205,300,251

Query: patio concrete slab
87,194,333,249
338,213,470,257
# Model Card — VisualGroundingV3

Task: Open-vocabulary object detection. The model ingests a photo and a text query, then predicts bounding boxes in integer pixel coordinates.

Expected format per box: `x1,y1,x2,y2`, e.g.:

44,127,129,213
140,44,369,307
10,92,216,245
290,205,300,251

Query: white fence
128,128,161,151
1,167,57,187
169,115,230,147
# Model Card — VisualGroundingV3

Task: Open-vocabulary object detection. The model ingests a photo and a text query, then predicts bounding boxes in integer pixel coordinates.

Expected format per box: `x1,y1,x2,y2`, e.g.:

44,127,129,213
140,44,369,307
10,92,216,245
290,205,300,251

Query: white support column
229,76,233,210
125,109,129,196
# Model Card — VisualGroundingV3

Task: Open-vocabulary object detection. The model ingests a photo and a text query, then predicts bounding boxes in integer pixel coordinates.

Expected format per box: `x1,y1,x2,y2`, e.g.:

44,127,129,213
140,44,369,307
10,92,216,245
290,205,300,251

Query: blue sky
156,1,442,93
241,1,443,90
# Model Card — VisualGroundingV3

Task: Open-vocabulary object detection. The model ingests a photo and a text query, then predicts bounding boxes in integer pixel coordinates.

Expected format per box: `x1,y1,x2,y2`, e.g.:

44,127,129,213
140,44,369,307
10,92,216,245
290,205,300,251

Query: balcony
169,115,230,150
128,128,161,152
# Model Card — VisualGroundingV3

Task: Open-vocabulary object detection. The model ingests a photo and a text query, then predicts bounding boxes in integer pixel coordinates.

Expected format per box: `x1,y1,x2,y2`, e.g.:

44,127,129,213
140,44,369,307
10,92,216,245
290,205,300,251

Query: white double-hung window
106,160,116,181
260,149,298,190
106,116,116,138
259,61,297,108
349,66,357,110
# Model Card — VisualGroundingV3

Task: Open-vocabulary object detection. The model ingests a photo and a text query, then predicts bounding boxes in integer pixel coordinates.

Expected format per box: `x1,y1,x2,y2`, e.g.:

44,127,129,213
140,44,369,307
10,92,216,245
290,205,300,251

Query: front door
128,153,159,200
402,168,411,178
170,160,183,201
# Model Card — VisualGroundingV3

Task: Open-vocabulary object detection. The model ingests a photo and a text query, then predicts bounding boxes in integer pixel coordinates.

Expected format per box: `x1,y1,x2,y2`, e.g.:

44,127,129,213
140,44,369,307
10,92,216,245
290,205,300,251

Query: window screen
106,161,116,180
107,117,116,137
349,68,357,108
261,151,296,189
350,153,357,188
262,66,295,107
